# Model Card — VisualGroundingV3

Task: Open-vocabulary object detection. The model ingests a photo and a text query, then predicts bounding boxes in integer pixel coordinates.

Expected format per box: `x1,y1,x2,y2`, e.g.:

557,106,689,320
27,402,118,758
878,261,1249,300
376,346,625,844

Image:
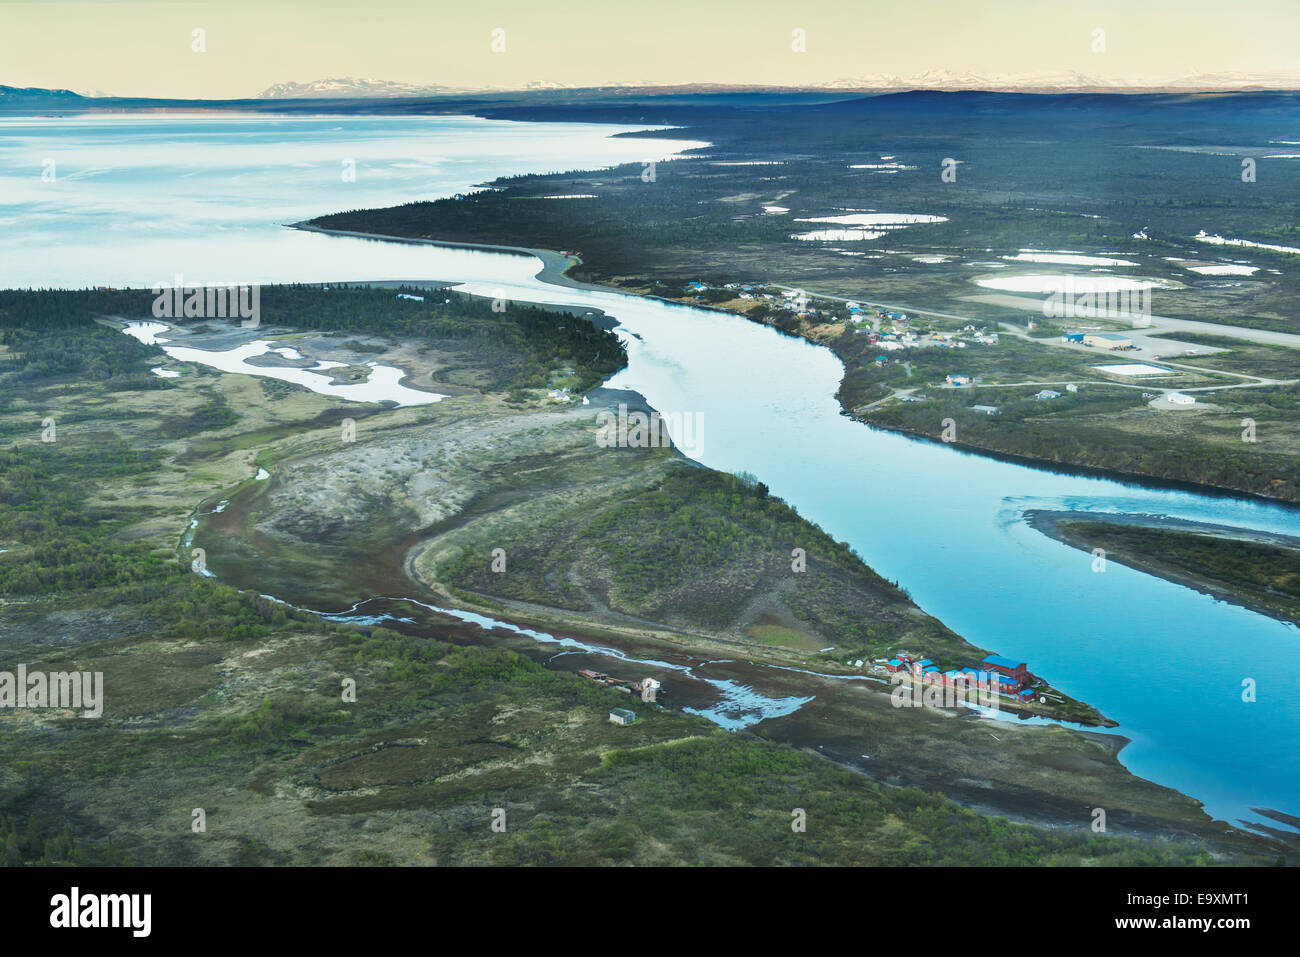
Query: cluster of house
941,377,1081,415
691,284,841,321
1035,385,1079,400
681,283,1000,356
608,677,666,724
581,669,662,703
864,319,999,356
946,373,998,414
963,324,1000,345
684,280,766,302
883,653,1039,704
869,330,963,350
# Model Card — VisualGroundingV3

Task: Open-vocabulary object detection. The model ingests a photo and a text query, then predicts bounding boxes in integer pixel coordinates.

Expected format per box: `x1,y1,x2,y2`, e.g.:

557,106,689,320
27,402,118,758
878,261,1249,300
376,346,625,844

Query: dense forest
0,289,166,388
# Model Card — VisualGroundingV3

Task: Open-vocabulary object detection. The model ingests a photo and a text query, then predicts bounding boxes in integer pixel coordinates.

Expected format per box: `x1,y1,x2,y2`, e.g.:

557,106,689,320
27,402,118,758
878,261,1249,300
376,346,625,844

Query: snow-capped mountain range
816,69,1300,93
254,77,487,98
5,71,1300,105
252,72,1300,99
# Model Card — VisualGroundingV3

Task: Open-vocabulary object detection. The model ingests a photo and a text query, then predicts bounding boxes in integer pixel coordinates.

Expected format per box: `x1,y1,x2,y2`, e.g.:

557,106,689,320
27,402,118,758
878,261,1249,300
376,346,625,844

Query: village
672,280,1243,420
875,651,1058,711
579,652,1054,724
681,280,1002,349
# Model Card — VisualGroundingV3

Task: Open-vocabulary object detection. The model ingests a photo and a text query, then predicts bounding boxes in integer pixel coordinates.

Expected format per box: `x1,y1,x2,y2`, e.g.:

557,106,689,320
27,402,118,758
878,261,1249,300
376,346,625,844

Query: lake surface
0,112,706,288
4,112,1299,830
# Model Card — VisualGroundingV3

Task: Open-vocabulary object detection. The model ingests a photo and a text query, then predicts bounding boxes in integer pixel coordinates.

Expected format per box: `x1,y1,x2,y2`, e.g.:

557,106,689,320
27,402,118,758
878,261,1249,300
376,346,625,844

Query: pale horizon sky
2,0,1299,99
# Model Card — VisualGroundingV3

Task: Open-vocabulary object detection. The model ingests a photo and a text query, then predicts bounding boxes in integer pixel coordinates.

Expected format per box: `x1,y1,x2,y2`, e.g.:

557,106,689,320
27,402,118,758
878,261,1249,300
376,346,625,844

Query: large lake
3,112,1298,830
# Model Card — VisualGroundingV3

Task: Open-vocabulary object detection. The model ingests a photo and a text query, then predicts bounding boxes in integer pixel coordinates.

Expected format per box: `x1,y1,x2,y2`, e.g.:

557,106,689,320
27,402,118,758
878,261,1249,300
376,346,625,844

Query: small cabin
609,708,637,726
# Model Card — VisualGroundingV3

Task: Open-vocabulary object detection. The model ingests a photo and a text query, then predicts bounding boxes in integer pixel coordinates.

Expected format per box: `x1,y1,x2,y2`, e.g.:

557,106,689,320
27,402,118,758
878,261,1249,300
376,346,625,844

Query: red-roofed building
981,655,1028,683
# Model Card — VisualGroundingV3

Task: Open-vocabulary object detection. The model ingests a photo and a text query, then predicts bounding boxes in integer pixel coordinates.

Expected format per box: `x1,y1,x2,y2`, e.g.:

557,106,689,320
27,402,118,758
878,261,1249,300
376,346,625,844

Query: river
3,111,1298,830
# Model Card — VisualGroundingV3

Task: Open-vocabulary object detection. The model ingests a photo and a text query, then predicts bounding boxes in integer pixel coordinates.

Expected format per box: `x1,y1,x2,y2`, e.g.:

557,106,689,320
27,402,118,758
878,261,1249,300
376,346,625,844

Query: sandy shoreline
289,221,602,292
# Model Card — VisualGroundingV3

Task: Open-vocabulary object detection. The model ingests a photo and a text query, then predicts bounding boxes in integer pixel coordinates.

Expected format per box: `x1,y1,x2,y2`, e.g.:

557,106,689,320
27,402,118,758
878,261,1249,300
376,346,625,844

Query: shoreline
289,221,598,291
853,415,1300,509
1027,508,1300,625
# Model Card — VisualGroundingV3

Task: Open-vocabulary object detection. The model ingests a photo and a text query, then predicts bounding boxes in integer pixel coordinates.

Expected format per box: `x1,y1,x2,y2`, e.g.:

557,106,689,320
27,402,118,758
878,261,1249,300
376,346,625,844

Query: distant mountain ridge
817,69,1300,92
0,84,85,101
4,71,1300,112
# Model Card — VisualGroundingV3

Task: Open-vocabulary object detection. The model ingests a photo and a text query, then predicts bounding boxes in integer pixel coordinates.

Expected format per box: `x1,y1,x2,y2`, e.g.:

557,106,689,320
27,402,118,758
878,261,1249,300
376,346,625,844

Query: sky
2,0,1299,99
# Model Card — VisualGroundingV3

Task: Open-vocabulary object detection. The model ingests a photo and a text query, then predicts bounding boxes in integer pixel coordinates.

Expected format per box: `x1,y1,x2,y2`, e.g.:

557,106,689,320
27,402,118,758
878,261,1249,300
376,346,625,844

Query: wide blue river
2,112,1297,830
